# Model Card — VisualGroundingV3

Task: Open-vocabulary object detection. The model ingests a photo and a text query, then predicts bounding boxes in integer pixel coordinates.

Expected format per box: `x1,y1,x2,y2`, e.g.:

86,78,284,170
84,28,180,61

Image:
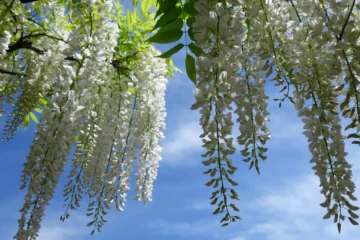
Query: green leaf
229,203,240,212
153,6,182,30
24,114,30,129
213,207,220,215
185,54,196,84
210,197,218,205
155,0,179,19
183,1,197,16
57,0,67,4
128,87,136,95
205,179,215,186
29,112,39,124
255,159,260,175
127,9,133,31
220,214,230,223
188,43,203,56
147,29,183,44
141,0,152,19
227,177,238,186
33,108,43,114
186,17,195,28
349,217,359,225
187,28,196,41
158,43,184,58
38,97,48,106
249,161,254,170
132,0,139,6
337,222,341,233
158,18,183,33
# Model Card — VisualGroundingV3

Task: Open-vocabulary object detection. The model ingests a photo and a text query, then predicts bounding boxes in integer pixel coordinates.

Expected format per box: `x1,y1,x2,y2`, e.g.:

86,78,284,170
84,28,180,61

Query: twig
338,0,356,41
6,32,45,54
0,0,16,22
7,40,45,54
23,33,68,43
26,18,46,31
0,68,26,76
20,0,39,3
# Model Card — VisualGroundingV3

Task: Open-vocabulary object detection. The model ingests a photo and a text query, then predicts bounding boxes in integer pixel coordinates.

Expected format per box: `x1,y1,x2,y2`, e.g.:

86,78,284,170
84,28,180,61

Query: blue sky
2,4,360,240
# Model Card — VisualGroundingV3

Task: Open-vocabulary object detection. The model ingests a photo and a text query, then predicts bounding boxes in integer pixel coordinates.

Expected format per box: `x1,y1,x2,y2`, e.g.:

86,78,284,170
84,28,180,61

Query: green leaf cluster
149,0,201,84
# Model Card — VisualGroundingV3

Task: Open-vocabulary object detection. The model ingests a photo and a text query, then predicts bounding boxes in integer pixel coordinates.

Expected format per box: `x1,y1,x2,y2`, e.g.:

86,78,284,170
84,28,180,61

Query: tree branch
23,33,68,43
6,33,45,55
0,68,26,77
26,17,46,31
64,56,80,65
7,39,45,54
339,0,356,41
20,0,39,3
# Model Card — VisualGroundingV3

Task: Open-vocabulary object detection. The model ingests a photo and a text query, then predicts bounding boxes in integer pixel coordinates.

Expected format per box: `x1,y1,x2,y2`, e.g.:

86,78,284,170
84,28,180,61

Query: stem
0,68,26,76
338,0,356,41
0,0,16,22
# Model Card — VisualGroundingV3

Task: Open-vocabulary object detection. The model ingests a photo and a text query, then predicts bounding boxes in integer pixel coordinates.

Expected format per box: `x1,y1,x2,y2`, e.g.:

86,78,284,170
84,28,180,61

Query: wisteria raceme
132,48,167,204
264,0,359,230
234,53,271,175
186,0,360,230
2,0,167,238
192,0,249,226
62,0,119,224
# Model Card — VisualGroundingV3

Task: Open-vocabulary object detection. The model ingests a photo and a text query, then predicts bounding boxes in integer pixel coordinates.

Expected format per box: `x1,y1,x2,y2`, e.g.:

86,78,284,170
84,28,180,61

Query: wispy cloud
1,206,88,240
229,160,360,240
147,219,216,236
229,237,247,240
38,211,89,240
146,218,237,239
161,119,203,165
188,200,214,211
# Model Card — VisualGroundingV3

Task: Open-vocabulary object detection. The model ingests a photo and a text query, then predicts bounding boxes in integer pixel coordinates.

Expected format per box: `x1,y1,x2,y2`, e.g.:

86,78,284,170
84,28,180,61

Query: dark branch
0,0,16,22
26,18,46,31
64,56,80,65
23,33,68,43
0,68,26,77
89,12,93,37
20,0,39,3
7,39,45,54
6,32,45,55
6,32,67,56
339,0,356,41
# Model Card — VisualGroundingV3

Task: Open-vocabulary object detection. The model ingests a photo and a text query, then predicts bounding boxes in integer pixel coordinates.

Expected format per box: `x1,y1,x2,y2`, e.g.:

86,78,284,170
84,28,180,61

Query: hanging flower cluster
191,0,271,225
0,0,168,239
188,0,359,232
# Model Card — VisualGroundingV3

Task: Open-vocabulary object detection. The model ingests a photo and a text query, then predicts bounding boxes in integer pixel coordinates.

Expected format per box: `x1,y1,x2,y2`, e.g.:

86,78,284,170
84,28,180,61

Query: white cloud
267,107,304,145
230,154,360,240
1,207,88,240
147,218,240,240
230,237,247,240
250,175,323,216
147,219,218,236
161,120,202,165
38,211,88,240
33,208,89,240
189,200,214,211
38,225,84,240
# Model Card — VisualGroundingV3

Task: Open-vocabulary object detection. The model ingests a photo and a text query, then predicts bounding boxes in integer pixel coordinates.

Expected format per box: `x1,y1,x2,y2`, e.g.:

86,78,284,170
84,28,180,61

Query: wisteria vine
1,0,360,238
